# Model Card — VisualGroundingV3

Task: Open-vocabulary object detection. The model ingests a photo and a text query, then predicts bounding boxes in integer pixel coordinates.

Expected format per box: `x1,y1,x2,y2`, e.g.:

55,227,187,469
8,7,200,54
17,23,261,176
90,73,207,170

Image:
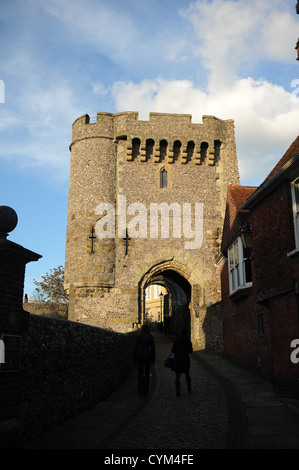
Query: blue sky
0,0,299,297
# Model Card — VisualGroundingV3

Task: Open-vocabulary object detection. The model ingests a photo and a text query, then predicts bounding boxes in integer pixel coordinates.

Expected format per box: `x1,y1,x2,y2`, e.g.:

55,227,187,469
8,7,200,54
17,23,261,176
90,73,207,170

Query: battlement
72,111,233,129
71,112,235,164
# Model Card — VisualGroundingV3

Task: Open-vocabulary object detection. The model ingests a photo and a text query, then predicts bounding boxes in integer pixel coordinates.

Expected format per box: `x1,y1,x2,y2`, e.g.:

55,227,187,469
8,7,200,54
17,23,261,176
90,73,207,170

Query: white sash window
228,237,252,295
145,286,151,301
154,284,161,299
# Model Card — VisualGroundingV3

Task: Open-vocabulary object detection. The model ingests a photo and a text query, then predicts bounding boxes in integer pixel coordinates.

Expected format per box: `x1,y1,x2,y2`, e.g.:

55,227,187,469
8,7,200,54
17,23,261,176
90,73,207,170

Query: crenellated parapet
70,112,233,166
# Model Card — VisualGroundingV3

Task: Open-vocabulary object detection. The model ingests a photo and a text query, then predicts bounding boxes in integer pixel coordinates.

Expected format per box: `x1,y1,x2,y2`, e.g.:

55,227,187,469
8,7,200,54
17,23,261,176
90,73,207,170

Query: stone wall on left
19,315,137,445
0,206,137,448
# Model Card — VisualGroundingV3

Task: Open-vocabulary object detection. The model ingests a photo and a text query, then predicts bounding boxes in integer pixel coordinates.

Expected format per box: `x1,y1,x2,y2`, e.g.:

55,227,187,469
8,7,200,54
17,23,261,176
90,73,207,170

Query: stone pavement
23,331,299,450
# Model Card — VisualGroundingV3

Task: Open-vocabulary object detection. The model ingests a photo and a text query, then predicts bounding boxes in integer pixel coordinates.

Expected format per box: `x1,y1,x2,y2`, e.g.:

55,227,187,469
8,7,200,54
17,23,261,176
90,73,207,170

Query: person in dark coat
172,328,193,396
134,324,156,396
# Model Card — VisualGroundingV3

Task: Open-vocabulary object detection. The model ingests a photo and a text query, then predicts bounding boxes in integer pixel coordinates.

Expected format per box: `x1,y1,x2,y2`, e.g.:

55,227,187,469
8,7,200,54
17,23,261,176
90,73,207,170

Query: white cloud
262,10,299,62
92,82,110,96
180,0,298,87
111,78,207,119
109,0,299,186
0,79,78,179
1,0,298,187
36,0,137,63
111,76,299,185
165,39,190,62
25,81,78,130
0,109,18,131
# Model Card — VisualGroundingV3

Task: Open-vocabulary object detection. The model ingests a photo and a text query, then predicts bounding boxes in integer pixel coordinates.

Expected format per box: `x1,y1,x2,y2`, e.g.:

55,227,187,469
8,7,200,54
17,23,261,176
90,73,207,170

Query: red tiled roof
228,185,257,210
221,185,257,252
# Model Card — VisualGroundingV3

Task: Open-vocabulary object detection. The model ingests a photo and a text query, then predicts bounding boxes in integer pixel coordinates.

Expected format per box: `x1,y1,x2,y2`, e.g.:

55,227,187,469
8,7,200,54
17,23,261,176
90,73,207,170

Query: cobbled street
24,330,299,450
103,332,229,449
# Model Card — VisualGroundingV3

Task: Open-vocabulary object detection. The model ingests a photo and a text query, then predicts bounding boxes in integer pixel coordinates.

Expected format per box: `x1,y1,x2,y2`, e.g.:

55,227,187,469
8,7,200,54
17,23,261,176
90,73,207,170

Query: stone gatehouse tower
64,112,239,348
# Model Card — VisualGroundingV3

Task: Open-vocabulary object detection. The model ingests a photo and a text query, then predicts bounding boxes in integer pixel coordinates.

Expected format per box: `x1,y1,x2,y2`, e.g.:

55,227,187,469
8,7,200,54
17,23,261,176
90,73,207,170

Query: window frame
160,168,168,189
228,237,253,295
145,286,151,301
154,284,161,299
257,311,266,337
291,178,299,250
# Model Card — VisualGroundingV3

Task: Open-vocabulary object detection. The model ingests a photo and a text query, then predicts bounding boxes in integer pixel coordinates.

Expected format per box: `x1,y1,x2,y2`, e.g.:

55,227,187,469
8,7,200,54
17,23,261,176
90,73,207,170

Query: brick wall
221,265,273,382
252,181,299,393
221,180,299,395
252,181,295,301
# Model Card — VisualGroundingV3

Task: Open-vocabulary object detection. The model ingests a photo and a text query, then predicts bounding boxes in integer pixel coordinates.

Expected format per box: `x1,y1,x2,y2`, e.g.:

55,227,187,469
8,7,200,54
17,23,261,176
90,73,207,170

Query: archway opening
140,268,192,338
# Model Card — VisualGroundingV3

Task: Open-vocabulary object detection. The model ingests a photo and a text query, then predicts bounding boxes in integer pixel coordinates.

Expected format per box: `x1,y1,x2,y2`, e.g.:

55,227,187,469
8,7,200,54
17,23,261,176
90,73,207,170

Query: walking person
134,324,156,396
172,328,193,397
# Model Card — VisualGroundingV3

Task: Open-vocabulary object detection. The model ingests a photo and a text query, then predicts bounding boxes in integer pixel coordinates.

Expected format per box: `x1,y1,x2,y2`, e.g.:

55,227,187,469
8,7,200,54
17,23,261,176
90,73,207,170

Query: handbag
164,352,174,369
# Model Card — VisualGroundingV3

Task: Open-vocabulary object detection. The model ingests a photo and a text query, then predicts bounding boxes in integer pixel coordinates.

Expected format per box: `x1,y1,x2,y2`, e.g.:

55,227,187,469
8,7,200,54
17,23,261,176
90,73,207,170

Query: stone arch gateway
139,261,194,343
64,111,240,350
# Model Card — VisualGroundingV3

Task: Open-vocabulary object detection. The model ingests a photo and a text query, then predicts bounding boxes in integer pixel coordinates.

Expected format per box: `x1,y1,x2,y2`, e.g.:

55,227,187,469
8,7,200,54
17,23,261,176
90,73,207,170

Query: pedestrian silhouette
134,324,156,396
172,328,193,396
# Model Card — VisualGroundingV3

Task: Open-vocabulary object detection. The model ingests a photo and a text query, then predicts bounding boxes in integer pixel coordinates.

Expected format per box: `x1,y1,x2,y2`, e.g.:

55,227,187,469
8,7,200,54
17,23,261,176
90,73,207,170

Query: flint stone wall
20,313,137,443
203,302,223,354
23,301,68,319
